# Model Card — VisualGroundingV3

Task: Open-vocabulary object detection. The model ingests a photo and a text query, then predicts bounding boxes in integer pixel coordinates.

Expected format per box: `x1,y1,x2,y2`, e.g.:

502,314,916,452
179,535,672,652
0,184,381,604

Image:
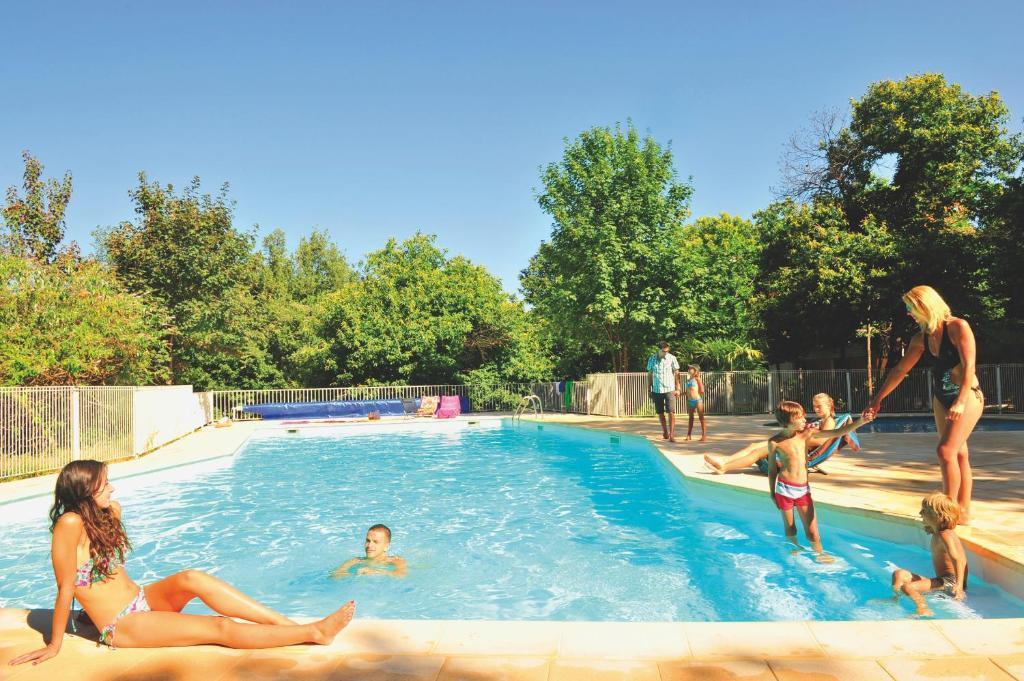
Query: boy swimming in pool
890,492,967,617
766,400,873,562
332,524,408,578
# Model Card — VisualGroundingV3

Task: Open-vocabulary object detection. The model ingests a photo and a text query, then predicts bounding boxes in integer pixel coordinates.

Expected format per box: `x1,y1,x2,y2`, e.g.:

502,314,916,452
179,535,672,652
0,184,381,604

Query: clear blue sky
2,1,1022,292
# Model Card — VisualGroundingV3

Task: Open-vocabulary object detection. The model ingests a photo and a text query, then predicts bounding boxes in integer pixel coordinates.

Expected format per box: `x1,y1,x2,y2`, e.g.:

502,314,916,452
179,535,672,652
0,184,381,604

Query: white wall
133,386,210,456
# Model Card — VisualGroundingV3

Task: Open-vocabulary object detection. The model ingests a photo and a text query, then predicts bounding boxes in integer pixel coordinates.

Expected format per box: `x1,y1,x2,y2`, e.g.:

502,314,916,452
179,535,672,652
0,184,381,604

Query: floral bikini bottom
98,587,151,648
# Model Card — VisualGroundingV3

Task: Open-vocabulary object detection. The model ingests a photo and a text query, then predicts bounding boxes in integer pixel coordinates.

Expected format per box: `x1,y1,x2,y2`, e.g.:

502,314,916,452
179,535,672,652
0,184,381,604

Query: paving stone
550,658,662,681
879,655,1016,680
436,656,549,681
769,657,892,680
658,659,775,681
329,654,446,681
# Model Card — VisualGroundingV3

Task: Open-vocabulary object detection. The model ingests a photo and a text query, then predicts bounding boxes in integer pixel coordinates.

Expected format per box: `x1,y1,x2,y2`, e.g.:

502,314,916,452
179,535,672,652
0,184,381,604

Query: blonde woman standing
863,286,983,524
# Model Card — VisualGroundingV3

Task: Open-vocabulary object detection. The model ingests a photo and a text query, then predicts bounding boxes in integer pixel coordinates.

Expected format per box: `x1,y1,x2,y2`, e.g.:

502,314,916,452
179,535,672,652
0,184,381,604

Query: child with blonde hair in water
891,492,967,617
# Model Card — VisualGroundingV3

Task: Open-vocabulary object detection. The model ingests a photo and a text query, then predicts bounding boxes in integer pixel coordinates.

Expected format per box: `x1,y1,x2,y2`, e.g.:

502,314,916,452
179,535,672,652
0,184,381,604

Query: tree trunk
865,324,873,395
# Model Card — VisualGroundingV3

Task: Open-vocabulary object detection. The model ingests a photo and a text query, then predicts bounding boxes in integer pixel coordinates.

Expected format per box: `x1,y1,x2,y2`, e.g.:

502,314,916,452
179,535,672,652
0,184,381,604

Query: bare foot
661,433,670,440
816,553,836,564
700,435,707,442
703,454,725,474
910,607,934,618
959,508,971,526
669,436,677,443
685,435,692,441
312,600,356,644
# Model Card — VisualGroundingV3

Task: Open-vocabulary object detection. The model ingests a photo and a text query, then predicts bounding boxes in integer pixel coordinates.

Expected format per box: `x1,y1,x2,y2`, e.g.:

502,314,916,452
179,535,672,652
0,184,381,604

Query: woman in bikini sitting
10,460,356,667
862,285,984,524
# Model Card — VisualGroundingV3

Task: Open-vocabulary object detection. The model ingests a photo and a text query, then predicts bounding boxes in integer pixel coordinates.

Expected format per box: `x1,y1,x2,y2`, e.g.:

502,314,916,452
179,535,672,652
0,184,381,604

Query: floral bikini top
75,554,124,587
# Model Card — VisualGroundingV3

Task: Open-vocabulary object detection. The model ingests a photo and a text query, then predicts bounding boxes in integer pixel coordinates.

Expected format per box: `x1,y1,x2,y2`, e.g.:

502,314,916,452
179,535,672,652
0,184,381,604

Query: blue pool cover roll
240,399,406,419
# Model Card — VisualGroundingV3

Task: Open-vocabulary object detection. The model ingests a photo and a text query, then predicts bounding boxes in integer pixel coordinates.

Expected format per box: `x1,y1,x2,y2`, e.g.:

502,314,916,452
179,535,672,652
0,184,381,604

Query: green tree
293,229,355,299
257,228,356,385
305,234,552,386
751,199,899,365
780,75,1022,354
984,174,1024,359
522,122,693,372
683,339,764,371
0,252,170,385
676,213,762,344
96,175,280,389
2,151,73,262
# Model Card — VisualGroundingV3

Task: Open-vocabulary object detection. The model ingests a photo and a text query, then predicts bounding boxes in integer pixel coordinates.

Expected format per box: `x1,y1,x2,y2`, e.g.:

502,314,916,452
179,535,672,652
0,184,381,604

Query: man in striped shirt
646,341,680,442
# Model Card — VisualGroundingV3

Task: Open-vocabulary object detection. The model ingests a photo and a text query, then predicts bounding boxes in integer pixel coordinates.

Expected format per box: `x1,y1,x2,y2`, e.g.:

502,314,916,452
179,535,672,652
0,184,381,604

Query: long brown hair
50,460,131,579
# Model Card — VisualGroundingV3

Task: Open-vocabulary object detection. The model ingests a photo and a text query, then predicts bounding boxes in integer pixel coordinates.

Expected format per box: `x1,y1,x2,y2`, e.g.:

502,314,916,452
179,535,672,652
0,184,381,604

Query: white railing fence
4,368,1020,480
585,364,1024,417
209,382,588,422
1,386,208,481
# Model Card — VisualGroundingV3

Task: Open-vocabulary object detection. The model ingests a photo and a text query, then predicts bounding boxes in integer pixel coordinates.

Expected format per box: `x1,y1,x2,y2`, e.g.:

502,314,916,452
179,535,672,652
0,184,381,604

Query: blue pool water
1,420,1022,621
864,416,1024,433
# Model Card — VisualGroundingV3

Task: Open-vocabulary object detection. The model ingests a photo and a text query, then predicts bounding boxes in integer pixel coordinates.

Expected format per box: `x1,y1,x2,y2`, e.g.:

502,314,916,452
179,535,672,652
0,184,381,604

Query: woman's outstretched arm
864,334,927,417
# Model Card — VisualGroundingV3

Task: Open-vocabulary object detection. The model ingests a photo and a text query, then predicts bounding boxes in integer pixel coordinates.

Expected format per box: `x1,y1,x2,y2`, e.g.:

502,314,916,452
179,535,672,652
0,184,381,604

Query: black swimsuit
926,322,981,410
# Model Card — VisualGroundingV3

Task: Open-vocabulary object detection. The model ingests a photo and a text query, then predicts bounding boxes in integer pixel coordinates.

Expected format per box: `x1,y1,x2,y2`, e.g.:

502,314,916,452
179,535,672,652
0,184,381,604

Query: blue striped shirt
646,353,679,394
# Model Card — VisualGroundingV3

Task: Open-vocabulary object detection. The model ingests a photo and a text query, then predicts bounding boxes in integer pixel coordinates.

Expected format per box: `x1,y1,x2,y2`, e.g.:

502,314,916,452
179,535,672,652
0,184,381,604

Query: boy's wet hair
775,400,805,426
368,523,391,541
921,492,960,530
687,364,700,372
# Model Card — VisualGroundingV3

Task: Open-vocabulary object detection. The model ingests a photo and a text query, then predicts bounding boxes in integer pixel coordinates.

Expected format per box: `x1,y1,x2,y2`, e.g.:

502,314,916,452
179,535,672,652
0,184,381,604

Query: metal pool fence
585,364,1024,417
3,368,1019,480
0,386,134,480
208,382,588,422
0,386,208,481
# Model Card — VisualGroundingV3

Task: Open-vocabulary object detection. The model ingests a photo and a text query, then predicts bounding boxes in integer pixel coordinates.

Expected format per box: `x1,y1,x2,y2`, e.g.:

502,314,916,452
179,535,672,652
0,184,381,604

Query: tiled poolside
1,414,1023,680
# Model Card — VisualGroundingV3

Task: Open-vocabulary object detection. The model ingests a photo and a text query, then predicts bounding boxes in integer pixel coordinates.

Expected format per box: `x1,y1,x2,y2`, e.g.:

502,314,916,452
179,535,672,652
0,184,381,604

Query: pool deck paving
2,414,1023,680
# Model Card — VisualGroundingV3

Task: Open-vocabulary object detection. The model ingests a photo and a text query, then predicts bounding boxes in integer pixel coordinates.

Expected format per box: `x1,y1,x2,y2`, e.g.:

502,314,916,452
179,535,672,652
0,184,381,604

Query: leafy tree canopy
522,122,693,372
95,175,277,390
676,213,762,343
2,151,73,262
0,252,170,385
306,234,553,387
751,199,899,363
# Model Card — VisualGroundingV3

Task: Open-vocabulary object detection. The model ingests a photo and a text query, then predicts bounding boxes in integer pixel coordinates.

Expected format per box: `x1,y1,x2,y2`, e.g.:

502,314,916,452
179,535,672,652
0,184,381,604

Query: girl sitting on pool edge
10,460,355,667
331,524,408,578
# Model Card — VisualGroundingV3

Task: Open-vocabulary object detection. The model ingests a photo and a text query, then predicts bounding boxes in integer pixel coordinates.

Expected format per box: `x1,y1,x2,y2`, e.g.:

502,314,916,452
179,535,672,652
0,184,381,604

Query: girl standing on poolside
863,285,983,524
10,460,355,667
683,365,707,441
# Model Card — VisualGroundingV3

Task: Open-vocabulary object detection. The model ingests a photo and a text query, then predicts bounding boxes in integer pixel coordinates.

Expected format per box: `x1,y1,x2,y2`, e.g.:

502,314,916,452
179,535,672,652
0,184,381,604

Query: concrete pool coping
2,414,1024,680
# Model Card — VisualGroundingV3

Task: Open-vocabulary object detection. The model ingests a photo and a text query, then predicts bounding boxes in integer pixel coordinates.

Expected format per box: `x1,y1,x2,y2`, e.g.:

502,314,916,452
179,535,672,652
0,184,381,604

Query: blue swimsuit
685,378,702,409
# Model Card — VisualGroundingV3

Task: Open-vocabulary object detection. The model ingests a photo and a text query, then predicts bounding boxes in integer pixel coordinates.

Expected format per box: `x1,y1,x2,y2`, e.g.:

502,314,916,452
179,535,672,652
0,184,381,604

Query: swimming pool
863,416,1024,433
1,420,1021,621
